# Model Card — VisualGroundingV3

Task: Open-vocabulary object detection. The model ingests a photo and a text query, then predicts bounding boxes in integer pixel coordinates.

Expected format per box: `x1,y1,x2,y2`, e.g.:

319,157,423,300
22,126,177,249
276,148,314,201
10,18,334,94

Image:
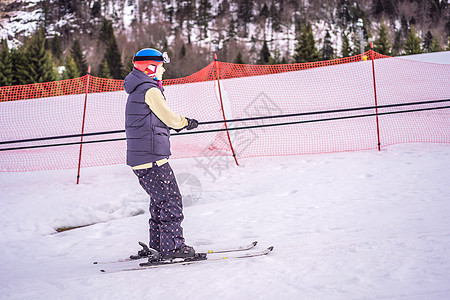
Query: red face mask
134,61,160,76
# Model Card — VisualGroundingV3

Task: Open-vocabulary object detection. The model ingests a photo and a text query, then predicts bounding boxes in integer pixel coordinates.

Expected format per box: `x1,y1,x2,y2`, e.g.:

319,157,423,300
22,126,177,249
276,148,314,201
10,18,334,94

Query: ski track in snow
0,143,450,299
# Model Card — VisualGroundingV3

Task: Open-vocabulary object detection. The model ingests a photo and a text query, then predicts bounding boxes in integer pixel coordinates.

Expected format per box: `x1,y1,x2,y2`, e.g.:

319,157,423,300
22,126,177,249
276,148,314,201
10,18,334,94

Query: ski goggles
133,51,170,63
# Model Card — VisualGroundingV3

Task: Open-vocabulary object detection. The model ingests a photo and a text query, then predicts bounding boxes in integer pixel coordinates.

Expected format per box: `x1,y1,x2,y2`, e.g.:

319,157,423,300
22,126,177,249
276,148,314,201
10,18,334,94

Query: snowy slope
0,143,450,299
0,52,449,299
399,51,450,64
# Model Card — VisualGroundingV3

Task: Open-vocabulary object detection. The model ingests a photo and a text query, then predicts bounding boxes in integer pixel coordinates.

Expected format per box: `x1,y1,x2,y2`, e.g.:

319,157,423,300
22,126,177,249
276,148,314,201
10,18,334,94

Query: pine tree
106,38,124,79
430,36,442,52
99,18,124,79
197,0,212,40
164,1,175,24
260,3,270,20
373,0,384,18
372,0,396,19
237,0,253,37
180,43,187,58
70,38,88,75
228,17,237,40
98,58,112,79
0,39,13,86
234,51,244,64
423,31,434,53
10,48,29,85
341,33,352,57
270,3,281,33
321,30,334,60
374,20,391,55
26,28,56,83
62,53,80,79
123,55,134,74
337,0,352,30
269,46,282,64
294,23,322,63
404,26,423,55
91,1,101,19
258,40,271,64
48,34,63,61
217,0,230,16
392,30,403,56
185,0,196,25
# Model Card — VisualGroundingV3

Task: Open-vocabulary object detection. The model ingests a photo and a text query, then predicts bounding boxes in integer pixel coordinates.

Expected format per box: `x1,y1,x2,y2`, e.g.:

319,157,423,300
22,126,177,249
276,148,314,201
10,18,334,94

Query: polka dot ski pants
133,162,185,255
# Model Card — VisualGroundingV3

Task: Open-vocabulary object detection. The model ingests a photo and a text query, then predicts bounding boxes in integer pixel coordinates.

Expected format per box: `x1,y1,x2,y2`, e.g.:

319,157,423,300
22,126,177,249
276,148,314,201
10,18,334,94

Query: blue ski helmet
132,48,170,64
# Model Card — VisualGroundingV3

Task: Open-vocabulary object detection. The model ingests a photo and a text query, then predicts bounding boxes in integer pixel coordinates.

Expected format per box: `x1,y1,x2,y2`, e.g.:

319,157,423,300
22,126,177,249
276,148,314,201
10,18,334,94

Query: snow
399,51,450,64
1,143,450,299
1,51,449,299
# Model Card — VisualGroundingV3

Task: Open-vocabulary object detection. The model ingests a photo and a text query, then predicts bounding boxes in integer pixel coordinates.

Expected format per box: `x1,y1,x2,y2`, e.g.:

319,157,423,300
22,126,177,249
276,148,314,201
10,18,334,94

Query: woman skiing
123,48,199,261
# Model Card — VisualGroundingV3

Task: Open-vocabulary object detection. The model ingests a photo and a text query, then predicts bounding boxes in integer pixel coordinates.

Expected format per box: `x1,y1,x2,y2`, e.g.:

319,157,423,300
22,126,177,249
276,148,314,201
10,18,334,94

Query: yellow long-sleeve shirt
132,87,188,170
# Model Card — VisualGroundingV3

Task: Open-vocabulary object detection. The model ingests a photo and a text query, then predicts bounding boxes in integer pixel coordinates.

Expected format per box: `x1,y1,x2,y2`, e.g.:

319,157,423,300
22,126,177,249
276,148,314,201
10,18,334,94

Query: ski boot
163,245,207,262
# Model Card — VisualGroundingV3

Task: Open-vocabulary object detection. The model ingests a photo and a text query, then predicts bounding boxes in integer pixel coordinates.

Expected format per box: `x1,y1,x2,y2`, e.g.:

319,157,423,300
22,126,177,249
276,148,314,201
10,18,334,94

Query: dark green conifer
341,33,352,57
197,0,212,39
25,28,56,83
234,51,244,64
294,23,322,63
374,20,391,55
423,31,434,53
70,39,88,75
98,58,112,79
99,18,124,79
62,53,80,79
321,30,334,60
0,39,13,86
228,17,237,40
11,48,30,85
404,26,423,55
270,3,281,33
237,0,253,37
429,36,442,52
258,40,271,64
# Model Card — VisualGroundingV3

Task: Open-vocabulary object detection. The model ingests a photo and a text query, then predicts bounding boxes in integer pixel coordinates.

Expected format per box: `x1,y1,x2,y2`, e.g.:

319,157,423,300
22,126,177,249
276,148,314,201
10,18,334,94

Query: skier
123,48,199,262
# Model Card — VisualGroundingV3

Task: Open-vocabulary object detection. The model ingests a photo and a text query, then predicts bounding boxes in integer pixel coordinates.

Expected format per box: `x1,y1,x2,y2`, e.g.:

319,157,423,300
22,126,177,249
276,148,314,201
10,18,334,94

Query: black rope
1,98,448,146
0,130,125,145
198,98,450,125
1,104,449,152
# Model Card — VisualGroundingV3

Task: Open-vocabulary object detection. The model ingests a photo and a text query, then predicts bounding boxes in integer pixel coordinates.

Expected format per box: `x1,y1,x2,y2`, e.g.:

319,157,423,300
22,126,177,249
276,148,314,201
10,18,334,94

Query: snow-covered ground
1,51,449,299
1,143,450,299
400,51,450,64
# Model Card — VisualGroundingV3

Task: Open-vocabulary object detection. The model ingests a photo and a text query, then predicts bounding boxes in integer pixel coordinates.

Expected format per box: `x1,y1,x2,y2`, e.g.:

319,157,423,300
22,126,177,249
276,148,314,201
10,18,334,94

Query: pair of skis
95,241,273,273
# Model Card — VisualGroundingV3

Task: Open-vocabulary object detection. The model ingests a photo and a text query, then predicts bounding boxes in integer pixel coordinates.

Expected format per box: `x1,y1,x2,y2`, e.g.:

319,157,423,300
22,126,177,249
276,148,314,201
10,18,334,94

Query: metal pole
370,43,381,151
77,66,91,184
213,54,239,166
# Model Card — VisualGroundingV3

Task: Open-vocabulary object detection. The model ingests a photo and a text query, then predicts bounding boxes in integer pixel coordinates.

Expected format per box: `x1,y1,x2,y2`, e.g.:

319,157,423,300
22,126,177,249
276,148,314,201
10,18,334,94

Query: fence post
370,42,381,151
76,66,91,184
213,54,239,166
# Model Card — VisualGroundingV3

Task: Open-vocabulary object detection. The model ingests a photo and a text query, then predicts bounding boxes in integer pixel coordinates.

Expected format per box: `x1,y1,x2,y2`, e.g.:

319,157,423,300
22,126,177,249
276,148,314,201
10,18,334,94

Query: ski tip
100,269,106,272
268,246,274,251
93,262,98,265
252,241,258,247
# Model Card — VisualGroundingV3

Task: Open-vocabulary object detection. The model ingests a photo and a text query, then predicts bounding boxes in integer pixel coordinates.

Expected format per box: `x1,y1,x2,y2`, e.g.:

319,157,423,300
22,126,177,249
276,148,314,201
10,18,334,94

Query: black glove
185,118,199,130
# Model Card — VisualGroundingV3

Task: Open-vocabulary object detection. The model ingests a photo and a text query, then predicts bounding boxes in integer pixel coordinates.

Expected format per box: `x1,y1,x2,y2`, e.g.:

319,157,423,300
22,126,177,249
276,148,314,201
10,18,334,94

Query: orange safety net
0,51,449,172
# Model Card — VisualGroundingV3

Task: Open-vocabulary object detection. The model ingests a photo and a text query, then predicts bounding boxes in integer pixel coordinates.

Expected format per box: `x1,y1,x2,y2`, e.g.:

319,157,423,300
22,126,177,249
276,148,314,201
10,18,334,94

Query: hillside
0,0,449,80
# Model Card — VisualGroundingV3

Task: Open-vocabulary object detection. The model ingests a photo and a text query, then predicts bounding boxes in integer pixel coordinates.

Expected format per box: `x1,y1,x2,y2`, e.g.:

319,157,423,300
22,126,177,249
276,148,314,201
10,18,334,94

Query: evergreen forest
0,0,448,86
